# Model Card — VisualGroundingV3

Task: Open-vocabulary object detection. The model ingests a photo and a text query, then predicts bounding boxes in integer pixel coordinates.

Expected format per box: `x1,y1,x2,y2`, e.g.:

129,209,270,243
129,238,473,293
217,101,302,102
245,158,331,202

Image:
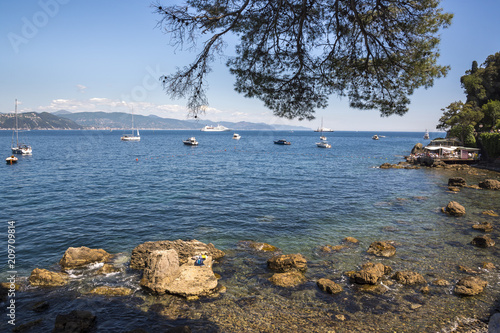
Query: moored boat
274,139,291,145
424,129,430,140
232,133,241,140
11,99,32,155
121,109,140,141
6,155,18,164
183,137,199,145
316,141,331,148
372,135,379,140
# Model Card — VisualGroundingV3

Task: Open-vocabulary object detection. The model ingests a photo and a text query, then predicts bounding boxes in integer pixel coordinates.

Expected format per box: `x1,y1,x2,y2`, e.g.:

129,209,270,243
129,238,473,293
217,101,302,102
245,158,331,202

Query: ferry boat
200,124,230,132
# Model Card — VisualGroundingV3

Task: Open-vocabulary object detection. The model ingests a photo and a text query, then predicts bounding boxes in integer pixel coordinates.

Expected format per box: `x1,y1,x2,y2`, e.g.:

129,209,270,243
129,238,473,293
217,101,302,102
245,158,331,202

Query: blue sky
1,0,499,131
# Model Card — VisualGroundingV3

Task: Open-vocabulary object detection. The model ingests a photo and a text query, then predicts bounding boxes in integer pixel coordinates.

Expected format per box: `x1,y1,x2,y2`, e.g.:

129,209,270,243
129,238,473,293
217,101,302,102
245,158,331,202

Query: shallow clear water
1,130,499,332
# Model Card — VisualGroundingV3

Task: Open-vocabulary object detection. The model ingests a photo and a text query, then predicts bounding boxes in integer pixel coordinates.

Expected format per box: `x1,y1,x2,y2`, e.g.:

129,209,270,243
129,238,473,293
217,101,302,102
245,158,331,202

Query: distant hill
0,112,83,130
56,111,312,130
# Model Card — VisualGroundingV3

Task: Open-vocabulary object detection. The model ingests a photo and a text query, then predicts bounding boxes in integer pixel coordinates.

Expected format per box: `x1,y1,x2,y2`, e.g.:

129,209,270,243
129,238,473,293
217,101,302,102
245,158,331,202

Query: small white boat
316,141,331,148
11,99,32,155
183,137,199,145
6,155,18,164
424,129,430,140
232,133,241,140
372,135,379,140
320,135,327,141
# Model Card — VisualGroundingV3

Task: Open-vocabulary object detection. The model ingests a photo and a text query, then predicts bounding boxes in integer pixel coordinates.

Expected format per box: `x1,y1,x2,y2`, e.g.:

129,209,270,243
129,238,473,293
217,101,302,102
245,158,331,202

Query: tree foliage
154,0,452,120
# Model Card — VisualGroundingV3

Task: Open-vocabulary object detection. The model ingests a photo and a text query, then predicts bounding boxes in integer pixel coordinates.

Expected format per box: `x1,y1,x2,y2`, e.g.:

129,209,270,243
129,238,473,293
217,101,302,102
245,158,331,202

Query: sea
1,130,500,332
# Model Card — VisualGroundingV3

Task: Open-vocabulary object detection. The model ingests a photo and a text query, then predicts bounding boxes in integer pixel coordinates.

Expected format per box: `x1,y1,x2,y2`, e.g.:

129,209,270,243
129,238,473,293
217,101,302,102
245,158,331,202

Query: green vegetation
479,133,500,158
155,0,452,120
437,52,500,153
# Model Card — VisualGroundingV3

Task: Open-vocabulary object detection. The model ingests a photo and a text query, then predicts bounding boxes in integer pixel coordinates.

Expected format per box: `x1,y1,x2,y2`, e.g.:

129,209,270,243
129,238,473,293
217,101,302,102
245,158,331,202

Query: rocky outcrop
346,262,391,285
471,235,495,248
472,222,494,232
317,278,343,294
130,239,225,269
88,286,133,296
53,310,96,333
479,179,500,190
379,162,420,169
392,271,426,285
238,240,279,252
454,276,488,296
442,201,466,216
411,143,424,155
163,256,218,297
269,271,306,287
140,250,180,293
267,254,307,273
59,246,112,270
367,241,396,257
448,177,467,187
29,268,69,287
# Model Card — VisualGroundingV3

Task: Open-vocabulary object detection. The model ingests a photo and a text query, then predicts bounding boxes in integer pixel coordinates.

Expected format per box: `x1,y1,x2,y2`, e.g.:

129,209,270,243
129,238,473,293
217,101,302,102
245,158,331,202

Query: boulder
88,286,133,296
454,276,488,296
472,222,494,232
29,268,69,287
163,257,218,297
59,246,112,270
53,310,96,333
269,271,306,287
238,240,279,252
317,278,343,294
478,179,500,190
471,235,495,248
140,249,180,293
442,201,466,216
130,239,225,269
346,262,391,285
448,177,467,187
367,241,396,257
411,143,424,155
392,271,426,285
267,254,307,273
343,237,359,244
482,210,499,217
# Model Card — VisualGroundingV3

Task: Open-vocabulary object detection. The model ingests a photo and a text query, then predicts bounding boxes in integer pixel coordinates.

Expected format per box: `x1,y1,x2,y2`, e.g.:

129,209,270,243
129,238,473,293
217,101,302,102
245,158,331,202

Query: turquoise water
1,130,499,332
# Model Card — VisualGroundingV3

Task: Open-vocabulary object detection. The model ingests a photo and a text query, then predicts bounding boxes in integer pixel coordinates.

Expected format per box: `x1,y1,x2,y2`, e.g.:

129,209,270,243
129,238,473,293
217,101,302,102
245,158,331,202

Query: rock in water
471,235,495,248
367,241,396,257
140,249,180,294
267,254,307,273
59,246,112,270
29,268,69,287
317,278,343,294
269,271,306,287
130,239,225,269
346,262,391,285
392,271,426,285
448,177,467,187
442,201,466,216
479,179,500,190
164,256,218,297
455,276,488,296
53,310,96,333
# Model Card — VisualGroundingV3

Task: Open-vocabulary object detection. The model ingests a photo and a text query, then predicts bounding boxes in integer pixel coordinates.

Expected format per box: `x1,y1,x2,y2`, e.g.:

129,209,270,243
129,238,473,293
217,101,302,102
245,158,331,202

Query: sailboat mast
15,99,19,146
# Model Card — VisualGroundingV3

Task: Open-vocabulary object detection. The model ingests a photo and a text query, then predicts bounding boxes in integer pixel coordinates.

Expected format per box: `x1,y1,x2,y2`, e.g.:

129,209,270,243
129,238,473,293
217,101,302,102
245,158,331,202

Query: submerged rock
472,222,494,232
53,310,96,333
29,268,69,287
238,240,279,252
343,237,359,244
317,278,343,294
392,271,426,285
442,201,466,216
471,235,495,248
89,286,133,296
130,239,225,269
455,276,488,296
367,241,396,257
269,271,306,287
267,253,307,273
59,246,112,270
346,262,391,285
482,210,499,217
478,179,500,190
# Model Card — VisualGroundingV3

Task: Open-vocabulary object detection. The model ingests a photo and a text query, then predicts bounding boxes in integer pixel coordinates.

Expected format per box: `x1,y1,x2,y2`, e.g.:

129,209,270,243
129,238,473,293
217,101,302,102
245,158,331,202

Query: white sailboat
314,117,334,132
121,109,140,141
11,99,32,155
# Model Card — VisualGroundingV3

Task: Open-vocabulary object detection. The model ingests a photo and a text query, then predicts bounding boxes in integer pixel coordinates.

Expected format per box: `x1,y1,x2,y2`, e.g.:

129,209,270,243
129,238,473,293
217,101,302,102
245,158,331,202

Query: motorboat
232,133,241,140
372,135,379,140
6,155,18,164
11,99,32,155
320,135,327,141
424,129,430,140
274,139,291,145
183,137,199,145
201,124,230,131
316,141,331,148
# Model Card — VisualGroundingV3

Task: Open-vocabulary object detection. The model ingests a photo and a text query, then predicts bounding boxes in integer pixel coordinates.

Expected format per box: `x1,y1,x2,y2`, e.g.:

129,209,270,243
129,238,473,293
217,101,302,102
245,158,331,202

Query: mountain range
0,110,312,131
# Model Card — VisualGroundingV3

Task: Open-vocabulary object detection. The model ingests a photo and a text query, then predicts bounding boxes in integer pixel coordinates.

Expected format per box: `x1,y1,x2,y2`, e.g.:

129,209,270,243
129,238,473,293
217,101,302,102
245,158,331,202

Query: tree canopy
154,0,452,120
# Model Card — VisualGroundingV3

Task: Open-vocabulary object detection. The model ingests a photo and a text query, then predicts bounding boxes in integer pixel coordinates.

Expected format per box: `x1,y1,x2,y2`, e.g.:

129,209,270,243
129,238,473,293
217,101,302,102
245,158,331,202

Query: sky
1,0,499,131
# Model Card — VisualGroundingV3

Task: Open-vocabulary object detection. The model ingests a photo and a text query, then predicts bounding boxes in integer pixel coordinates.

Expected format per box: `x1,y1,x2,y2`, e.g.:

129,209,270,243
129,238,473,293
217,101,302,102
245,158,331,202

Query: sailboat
121,109,140,141
11,99,32,155
314,117,334,132
316,118,332,148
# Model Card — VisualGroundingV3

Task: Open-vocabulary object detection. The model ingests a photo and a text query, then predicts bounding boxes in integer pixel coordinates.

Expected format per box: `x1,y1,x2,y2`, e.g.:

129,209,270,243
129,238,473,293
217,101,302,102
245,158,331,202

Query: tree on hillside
154,0,452,120
437,100,483,145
